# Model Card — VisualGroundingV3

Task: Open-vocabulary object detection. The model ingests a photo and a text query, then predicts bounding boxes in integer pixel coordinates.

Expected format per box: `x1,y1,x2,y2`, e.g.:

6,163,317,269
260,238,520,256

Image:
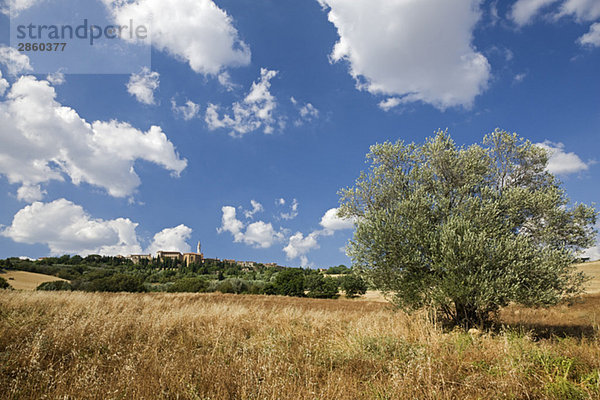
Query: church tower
197,241,201,254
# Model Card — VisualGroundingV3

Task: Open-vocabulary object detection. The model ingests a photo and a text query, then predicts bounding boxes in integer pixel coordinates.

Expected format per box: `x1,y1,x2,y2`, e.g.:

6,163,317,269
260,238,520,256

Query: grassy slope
576,261,600,294
1,291,599,399
0,270,67,290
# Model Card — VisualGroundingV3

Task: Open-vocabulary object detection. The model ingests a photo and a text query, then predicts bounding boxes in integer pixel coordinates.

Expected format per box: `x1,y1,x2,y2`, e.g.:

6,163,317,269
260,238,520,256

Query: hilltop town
33,240,284,271
126,241,282,270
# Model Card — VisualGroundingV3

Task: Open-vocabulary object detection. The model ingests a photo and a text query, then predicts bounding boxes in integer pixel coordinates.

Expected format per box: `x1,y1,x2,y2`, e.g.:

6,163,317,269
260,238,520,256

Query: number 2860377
17,42,67,51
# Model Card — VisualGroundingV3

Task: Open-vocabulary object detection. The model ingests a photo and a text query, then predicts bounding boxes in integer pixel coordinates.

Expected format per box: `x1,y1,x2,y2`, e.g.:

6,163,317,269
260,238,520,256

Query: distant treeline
0,256,365,298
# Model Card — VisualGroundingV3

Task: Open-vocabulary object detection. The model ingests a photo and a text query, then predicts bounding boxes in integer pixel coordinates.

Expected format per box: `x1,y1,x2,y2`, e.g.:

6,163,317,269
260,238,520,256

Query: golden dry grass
359,290,388,302
576,261,600,294
1,291,599,399
0,270,67,290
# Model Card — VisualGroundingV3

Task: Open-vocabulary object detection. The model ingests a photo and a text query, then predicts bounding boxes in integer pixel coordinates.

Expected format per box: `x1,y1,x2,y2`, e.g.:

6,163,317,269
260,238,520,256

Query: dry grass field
1,291,599,400
577,261,600,294
0,270,67,290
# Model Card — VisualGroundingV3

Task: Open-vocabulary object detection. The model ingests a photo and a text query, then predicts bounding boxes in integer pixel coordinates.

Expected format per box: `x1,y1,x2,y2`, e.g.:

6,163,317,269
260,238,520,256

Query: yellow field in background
0,270,67,290
576,260,600,294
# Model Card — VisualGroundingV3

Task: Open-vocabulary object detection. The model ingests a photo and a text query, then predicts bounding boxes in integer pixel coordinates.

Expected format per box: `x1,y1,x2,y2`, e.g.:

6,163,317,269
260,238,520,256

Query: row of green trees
262,269,367,298
33,265,367,298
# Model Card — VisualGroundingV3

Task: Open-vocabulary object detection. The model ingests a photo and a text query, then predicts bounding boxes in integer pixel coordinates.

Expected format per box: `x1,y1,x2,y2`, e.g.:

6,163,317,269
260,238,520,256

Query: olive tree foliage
339,129,597,328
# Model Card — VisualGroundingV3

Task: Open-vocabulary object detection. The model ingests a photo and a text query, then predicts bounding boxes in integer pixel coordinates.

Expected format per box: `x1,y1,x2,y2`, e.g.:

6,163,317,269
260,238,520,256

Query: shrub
57,267,83,281
0,276,10,289
78,273,146,293
325,265,351,274
306,274,339,299
167,277,209,293
216,278,249,294
341,275,368,298
246,280,265,294
37,281,73,291
272,269,305,297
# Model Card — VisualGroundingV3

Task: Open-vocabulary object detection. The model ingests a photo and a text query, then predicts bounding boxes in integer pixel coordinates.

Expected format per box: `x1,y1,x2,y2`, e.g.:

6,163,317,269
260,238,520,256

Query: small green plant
545,380,587,400
533,350,592,400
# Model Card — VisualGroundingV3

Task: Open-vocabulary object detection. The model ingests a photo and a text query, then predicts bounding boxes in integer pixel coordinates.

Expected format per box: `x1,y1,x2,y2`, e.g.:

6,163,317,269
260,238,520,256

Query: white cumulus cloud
218,206,244,239
537,141,590,175
283,207,355,266
1,199,143,256
511,0,600,25
146,224,193,254
280,198,299,220
46,71,65,85
103,0,251,75
218,203,354,265
283,231,320,267
378,97,402,112
0,44,33,76
242,221,284,249
556,0,600,21
320,207,355,233
171,99,200,120
578,22,600,47
1,0,44,16
205,68,280,137
2,199,196,256
0,75,187,200
217,71,238,91
510,0,559,25
127,68,160,105
0,71,8,96
290,97,319,126
243,200,264,219
317,0,491,109
16,184,46,202
218,205,283,248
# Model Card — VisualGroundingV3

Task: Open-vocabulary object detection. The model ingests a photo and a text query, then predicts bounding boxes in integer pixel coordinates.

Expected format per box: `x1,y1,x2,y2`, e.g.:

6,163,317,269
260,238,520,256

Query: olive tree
339,129,596,328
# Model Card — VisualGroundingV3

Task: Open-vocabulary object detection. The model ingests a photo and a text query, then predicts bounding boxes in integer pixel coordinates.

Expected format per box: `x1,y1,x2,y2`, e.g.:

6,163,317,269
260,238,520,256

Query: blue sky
0,0,598,267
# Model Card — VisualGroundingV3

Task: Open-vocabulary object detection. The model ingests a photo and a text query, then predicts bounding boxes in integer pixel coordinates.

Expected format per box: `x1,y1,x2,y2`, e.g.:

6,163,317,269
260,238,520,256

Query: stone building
129,254,153,264
183,252,203,266
156,251,183,262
